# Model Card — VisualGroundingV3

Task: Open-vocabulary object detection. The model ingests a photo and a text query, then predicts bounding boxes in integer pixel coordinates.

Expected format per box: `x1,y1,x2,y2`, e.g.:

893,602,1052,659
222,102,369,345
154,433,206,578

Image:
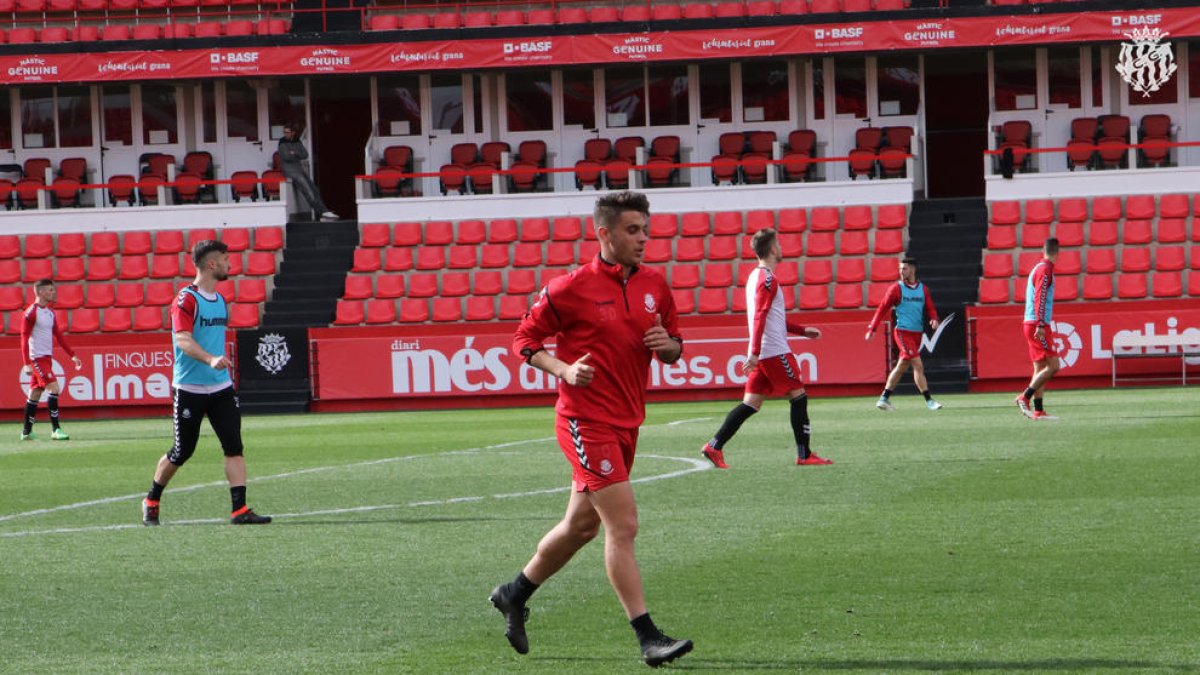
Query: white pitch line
0,417,714,525
0,455,711,539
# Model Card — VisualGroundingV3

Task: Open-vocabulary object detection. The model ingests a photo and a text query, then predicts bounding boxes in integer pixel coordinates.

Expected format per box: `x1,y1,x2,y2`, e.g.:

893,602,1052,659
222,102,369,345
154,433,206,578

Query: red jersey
513,255,681,429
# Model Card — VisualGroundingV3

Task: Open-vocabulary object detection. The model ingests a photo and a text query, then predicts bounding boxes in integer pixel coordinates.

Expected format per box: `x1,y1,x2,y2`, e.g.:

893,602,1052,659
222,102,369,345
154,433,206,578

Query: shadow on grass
536,655,1197,671
266,515,557,527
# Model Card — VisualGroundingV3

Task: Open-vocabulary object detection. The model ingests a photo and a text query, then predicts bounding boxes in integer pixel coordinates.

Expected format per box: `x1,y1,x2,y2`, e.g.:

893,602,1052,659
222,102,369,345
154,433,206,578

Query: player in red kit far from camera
700,228,831,469
1016,238,1061,420
489,191,693,668
19,279,83,441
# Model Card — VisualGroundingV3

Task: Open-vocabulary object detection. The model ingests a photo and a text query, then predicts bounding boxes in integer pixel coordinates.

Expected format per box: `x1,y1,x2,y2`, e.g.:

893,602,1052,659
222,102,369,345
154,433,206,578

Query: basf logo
209,51,262,73
1111,13,1163,29
813,25,865,47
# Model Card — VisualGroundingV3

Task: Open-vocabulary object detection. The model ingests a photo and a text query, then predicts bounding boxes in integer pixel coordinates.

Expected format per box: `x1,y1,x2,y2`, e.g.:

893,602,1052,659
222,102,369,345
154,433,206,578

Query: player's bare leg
877,361,909,410
491,490,600,655
589,481,692,666
910,357,943,410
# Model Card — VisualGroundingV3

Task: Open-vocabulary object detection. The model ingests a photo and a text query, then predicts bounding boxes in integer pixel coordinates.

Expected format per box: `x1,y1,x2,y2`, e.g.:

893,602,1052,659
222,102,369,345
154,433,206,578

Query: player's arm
865,285,899,339
748,276,774,358
19,308,35,370
51,318,83,370
512,286,594,386
174,331,230,370
1032,267,1052,327
923,286,940,330
785,319,821,339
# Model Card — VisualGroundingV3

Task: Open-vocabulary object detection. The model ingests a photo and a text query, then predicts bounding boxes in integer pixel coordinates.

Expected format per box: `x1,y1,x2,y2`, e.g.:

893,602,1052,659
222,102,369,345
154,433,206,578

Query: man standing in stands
700,228,832,469
278,121,338,222
141,240,272,526
19,279,83,440
865,257,943,411
488,191,692,667
1016,238,1060,420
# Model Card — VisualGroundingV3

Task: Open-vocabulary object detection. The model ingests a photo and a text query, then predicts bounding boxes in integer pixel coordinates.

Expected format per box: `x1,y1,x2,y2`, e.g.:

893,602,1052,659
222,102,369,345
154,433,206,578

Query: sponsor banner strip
967,300,1200,380
2,9,1198,84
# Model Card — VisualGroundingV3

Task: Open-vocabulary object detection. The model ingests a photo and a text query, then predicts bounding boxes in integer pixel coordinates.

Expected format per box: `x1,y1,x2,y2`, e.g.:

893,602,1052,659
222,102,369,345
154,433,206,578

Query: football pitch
1,388,1197,674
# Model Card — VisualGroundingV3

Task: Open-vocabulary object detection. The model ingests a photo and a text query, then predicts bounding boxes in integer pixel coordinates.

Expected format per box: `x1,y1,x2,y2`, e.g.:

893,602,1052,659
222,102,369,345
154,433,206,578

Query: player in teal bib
866,257,943,411
142,239,271,527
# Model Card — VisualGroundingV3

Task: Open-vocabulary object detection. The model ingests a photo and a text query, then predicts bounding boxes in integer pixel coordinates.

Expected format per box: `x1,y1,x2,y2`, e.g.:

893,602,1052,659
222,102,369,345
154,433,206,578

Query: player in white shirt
701,229,833,468
19,279,83,440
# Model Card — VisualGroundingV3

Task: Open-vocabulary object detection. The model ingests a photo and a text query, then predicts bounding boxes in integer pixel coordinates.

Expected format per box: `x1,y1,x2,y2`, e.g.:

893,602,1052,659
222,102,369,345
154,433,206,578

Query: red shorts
555,416,639,492
893,328,923,361
1024,323,1057,362
745,352,805,396
27,356,57,389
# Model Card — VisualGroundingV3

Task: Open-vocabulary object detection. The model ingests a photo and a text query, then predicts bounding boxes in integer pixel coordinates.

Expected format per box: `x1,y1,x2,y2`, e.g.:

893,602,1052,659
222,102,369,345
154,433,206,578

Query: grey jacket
277,137,310,178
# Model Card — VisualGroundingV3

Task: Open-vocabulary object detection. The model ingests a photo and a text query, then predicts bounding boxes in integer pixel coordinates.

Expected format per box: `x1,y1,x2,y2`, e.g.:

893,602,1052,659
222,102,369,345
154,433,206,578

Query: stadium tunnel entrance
311,75,372,220
923,52,990,199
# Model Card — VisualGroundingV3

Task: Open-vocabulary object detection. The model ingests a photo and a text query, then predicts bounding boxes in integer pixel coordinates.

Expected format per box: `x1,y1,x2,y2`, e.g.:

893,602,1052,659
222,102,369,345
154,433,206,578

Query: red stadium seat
1152,272,1183,298
86,257,116,282
803,260,833,285
978,279,1010,304
1055,222,1084,247
697,289,729,314
1157,219,1187,243
987,226,1016,250
236,279,266,304
115,283,145,308
870,257,898,282
498,296,529,320
365,299,397,324
220,228,250,252
343,276,372,300
681,212,711,237
671,290,695,315
150,254,180,279
1053,276,1078,301
1056,198,1087,223
331,301,364,327
1017,252,1042,276
833,284,863,309
245,252,276,276
1082,275,1113,300
713,212,743,236
415,248,445,271
1155,246,1186,272
0,261,20,285
1091,196,1122,221
1022,224,1049,249
840,232,869,256
1056,250,1082,275
1088,220,1118,246
1159,194,1189,219
423,221,453,246
1121,248,1151,273
24,234,53,258
254,226,284,251
360,223,390,248
810,207,840,232
1123,220,1152,245
398,300,429,323
703,264,734,288
0,236,20,259
488,219,518,244
352,248,381,273
227,304,259,329
1085,249,1116,274
512,244,542,268
381,248,412,272
843,206,872,231
776,209,806,233
1190,271,1200,296
874,231,904,255
464,297,495,322
990,201,1020,225
101,308,132,332
798,285,828,310
671,265,701,289
1125,195,1155,220
649,214,678,238
506,270,537,295
806,233,836,257
22,259,52,283
982,253,1013,278
745,210,774,234
836,259,866,284
676,238,707,262
431,298,462,322
56,233,86,258
69,308,101,333
392,222,421,247
1117,274,1148,299
118,255,149,280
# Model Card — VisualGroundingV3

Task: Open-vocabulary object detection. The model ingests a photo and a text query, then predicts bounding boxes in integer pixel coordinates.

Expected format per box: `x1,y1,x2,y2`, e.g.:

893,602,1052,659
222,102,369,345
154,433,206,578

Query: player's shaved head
594,191,650,231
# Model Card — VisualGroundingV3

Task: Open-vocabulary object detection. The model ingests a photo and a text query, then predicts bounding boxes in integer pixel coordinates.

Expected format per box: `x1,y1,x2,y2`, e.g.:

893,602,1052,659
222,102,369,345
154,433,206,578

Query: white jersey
23,303,58,360
744,266,790,359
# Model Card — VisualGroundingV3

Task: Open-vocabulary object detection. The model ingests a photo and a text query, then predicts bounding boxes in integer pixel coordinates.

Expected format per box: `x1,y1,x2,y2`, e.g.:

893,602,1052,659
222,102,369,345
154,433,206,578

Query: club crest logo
256,333,291,375
644,293,656,313
1115,27,1178,97
600,459,614,475
181,408,192,419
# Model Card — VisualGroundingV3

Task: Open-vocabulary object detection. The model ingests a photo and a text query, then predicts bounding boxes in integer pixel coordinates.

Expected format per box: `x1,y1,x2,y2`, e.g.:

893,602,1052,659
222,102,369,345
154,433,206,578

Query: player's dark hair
751,228,778,260
1044,237,1059,255
34,278,54,289
594,190,650,230
192,239,229,266
902,257,917,266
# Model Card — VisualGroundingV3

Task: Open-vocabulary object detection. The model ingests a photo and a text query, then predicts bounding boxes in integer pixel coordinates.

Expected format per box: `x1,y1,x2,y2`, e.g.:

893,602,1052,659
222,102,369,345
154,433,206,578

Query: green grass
1,389,1198,674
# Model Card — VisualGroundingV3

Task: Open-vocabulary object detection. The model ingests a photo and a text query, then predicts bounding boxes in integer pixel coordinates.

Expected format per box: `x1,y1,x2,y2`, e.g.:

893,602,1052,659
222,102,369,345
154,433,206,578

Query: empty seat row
359,207,907,248
367,0,908,30
0,227,282,259
0,0,284,12
0,250,279,283
983,246,1199,278
0,19,288,42
979,272,1200,303
2,303,260,335
990,194,1196,226
0,278,266,311
335,296,532,325
987,220,1200,250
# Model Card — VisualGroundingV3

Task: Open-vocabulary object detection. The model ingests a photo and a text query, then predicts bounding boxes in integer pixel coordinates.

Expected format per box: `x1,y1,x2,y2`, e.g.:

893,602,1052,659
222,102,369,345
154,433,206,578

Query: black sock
1022,387,1036,400
230,485,247,512
509,571,539,606
22,399,37,435
711,403,757,450
47,394,60,430
1033,397,1044,412
881,388,893,400
921,390,932,402
630,612,661,644
791,394,811,459
147,481,165,502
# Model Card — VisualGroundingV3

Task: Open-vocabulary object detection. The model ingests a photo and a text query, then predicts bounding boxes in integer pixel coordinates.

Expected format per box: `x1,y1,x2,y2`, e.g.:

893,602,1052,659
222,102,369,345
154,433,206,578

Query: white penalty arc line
0,416,714,526
0,454,711,539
